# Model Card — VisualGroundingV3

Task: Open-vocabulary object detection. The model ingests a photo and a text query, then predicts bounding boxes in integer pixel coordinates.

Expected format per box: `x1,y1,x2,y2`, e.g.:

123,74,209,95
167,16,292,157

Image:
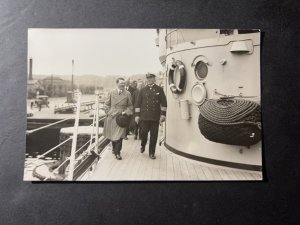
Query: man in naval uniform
103,77,133,160
135,73,167,159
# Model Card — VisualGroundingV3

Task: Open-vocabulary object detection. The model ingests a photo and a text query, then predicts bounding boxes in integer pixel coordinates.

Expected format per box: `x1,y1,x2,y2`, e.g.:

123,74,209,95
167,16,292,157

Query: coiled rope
199,98,260,127
198,97,261,146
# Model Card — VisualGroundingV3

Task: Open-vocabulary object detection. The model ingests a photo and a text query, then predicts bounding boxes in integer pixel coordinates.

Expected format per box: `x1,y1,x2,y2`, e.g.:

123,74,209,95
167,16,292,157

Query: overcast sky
28,29,162,76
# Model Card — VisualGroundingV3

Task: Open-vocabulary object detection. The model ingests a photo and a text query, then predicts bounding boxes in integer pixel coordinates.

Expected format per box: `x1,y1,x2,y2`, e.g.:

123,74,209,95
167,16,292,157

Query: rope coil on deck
198,98,261,146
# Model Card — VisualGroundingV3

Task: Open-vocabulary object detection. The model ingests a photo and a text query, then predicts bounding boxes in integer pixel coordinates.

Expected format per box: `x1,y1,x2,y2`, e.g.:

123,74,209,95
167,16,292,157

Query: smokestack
29,58,33,80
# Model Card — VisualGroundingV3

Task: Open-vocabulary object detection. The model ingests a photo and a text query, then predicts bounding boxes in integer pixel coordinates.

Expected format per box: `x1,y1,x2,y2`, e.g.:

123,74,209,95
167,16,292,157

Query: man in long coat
124,79,136,139
103,77,133,160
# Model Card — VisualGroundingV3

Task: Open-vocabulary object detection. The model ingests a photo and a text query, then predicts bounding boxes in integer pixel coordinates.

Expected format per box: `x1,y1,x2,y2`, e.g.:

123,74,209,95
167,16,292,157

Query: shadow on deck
88,135,263,181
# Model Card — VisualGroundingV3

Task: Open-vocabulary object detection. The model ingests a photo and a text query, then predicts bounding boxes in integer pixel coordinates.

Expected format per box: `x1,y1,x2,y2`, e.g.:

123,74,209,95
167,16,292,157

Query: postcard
24,29,262,181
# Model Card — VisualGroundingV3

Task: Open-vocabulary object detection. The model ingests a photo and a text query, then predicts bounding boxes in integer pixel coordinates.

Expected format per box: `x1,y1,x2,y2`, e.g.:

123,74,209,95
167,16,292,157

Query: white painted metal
67,91,81,181
158,29,261,167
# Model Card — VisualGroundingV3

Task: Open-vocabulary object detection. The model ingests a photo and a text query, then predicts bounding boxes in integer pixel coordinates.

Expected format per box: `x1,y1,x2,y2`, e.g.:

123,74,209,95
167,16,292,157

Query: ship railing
50,136,94,175
24,137,73,167
24,115,102,167
45,117,107,180
43,135,108,181
26,117,73,135
26,90,109,181
53,99,104,114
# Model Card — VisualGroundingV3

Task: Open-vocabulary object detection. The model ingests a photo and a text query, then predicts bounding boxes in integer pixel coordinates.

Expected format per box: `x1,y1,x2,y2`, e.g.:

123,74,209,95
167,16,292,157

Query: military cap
146,73,156,78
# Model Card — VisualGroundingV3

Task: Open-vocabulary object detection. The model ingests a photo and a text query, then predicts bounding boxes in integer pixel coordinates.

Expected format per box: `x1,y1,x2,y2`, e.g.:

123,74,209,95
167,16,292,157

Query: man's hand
160,115,166,123
135,116,140,124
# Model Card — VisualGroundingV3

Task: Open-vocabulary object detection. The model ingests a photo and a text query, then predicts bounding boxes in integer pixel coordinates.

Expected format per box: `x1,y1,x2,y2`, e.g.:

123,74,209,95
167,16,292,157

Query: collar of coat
117,88,124,94
112,89,127,105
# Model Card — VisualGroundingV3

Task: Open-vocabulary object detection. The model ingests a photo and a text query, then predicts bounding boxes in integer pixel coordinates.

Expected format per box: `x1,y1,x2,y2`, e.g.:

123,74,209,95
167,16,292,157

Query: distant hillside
31,73,151,91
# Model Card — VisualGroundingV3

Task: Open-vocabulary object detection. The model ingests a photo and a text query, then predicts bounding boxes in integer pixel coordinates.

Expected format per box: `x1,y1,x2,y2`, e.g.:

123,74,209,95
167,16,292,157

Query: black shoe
140,146,145,153
116,154,122,160
149,154,156,159
134,135,137,140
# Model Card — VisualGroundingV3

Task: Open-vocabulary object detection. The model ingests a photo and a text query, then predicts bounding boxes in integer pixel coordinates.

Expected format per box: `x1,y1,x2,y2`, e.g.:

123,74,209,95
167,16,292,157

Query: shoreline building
27,58,44,99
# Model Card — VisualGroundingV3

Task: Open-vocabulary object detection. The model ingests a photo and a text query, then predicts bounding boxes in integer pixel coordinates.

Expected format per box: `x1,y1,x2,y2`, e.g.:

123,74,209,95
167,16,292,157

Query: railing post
88,93,97,152
67,91,81,181
95,90,100,153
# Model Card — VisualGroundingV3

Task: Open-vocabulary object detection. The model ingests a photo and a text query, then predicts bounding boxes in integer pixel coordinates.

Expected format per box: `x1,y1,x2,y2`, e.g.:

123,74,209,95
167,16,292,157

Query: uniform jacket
135,84,167,121
103,89,133,141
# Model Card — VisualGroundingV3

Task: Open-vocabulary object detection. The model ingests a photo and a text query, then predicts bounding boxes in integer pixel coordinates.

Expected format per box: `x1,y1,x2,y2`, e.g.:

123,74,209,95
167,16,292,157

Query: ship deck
88,133,263,181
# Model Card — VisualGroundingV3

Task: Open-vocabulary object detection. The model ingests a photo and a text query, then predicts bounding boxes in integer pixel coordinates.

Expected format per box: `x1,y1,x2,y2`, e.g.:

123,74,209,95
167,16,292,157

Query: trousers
126,115,132,136
111,139,123,155
140,120,159,155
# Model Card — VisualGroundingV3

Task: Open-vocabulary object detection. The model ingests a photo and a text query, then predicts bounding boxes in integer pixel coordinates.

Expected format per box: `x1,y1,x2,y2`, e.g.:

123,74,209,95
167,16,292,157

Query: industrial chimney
29,58,33,80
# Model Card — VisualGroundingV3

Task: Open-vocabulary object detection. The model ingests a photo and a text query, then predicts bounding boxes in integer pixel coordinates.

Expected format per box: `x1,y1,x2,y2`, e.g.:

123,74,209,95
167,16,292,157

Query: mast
51,74,53,97
71,59,74,92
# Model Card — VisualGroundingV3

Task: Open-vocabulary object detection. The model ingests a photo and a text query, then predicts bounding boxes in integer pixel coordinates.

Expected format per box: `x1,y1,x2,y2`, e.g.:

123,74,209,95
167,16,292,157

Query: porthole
194,61,208,80
191,83,207,105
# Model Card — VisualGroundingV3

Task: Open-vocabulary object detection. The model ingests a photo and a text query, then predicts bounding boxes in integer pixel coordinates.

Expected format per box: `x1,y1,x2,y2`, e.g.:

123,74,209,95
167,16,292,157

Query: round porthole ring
194,61,208,81
191,83,207,106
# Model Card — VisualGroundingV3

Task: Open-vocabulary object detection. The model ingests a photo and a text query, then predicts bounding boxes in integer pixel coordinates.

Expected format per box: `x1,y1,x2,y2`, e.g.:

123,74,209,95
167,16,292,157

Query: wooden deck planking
88,136,263,181
186,160,199,180
110,138,135,180
237,170,255,180
166,152,175,180
92,144,117,180
135,147,149,180
194,164,208,180
172,155,183,180
151,148,161,180
134,156,145,180
128,152,143,180
143,151,155,180
216,168,232,180
124,140,140,180
220,168,241,180
179,157,191,180
201,165,216,180
208,167,223,180
158,146,168,180
252,173,262,180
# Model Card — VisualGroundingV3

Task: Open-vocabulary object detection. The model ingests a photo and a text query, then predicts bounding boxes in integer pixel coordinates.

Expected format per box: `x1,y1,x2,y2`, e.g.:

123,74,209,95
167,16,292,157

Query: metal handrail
67,92,82,180
24,137,72,166
28,91,107,181
73,137,105,171
26,118,72,135
51,138,93,173
48,136,106,180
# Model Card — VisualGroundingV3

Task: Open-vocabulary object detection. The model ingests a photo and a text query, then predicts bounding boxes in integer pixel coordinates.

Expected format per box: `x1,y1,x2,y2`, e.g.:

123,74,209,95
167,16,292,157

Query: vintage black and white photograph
24,29,262,181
